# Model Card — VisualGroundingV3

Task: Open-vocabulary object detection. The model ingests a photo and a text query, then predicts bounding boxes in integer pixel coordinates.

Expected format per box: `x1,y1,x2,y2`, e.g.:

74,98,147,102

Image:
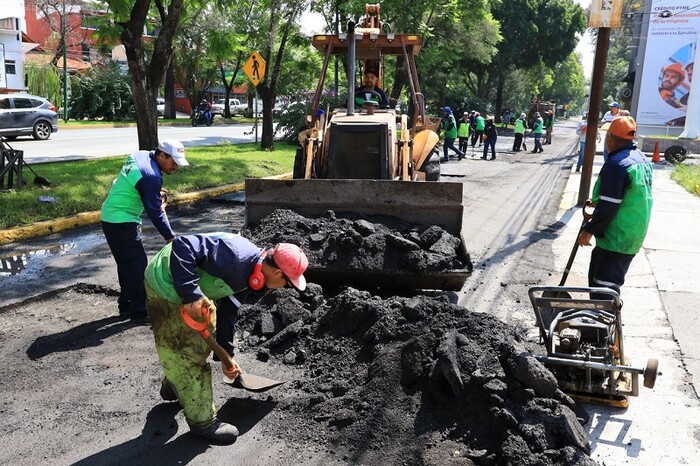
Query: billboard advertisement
636,1,700,126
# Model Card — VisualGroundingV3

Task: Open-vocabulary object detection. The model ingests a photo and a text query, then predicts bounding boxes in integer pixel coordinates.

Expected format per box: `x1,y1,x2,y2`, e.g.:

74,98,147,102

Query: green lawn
0,143,295,229
671,163,700,197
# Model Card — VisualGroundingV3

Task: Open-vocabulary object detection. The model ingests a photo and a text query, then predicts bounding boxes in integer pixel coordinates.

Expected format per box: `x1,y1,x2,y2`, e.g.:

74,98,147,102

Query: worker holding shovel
144,233,308,444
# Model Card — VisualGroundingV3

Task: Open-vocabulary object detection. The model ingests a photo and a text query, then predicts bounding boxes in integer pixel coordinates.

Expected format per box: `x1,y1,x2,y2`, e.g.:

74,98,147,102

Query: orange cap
608,116,636,140
663,63,686,81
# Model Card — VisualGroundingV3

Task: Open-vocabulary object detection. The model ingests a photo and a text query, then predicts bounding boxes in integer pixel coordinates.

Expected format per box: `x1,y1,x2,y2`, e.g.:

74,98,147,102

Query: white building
0,0,36,93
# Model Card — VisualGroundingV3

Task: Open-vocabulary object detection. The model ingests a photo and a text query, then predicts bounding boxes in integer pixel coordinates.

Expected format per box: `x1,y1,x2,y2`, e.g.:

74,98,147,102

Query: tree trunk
260,85,275,149
165,61,176,119
118,0,184,150
495,73,504,123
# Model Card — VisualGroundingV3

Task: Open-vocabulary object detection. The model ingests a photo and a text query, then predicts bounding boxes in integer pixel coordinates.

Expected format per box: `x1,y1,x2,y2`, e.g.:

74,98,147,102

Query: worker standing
578,117,652,300
512,113,527,151
474,112,485,147
543,110,554,145
101,140,188,322
145,234,308,443
531,112,544,153
457,112,470,154
439,107,465,162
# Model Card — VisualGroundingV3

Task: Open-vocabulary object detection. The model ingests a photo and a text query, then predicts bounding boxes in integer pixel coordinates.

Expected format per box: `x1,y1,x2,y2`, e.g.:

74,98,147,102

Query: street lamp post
62,0,68,122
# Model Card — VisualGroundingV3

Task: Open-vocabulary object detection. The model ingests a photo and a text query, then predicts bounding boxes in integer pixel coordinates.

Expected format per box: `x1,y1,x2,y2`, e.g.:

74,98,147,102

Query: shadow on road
26,315,141,360
72,398,279,465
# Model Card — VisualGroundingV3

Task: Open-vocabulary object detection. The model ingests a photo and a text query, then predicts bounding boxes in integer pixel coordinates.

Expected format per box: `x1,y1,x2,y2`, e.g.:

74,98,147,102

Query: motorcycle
191,109,213,127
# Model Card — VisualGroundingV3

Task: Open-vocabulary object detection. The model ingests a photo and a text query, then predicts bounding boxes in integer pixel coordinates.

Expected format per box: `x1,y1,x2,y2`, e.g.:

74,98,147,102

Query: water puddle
0,234,104,277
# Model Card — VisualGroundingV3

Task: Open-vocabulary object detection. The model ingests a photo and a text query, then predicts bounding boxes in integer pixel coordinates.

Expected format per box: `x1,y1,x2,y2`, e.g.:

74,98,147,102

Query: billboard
636,1,700,126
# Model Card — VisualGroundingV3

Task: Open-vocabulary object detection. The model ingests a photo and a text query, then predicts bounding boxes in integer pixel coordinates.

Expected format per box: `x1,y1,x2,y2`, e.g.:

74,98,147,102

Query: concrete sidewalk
556,155,700,464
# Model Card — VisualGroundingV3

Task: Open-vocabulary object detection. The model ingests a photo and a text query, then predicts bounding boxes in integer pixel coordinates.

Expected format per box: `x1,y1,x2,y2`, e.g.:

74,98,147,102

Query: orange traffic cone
652,140,661,163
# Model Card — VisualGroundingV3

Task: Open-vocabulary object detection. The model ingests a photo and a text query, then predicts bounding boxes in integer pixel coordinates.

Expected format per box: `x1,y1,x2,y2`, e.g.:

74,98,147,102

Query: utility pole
578,28,610,206
577,1,626,206
62,0,68,122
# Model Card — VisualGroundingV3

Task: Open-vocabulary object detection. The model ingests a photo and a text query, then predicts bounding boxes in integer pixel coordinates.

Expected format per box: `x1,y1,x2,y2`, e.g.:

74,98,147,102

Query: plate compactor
528,286,659,408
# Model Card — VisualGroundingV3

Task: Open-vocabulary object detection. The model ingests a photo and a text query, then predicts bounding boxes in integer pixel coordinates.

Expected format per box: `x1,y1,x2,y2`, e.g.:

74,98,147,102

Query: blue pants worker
588,246,634,301
102,221,147,316
482,137,497,160
443,138,465,162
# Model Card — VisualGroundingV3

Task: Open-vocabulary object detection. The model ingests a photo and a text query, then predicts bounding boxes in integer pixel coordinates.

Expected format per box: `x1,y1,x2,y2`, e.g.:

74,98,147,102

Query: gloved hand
222,358,242,381
182,296,213,320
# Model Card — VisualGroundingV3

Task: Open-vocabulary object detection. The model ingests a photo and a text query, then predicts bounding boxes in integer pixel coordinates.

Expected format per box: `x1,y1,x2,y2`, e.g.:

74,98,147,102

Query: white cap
157,139,188,166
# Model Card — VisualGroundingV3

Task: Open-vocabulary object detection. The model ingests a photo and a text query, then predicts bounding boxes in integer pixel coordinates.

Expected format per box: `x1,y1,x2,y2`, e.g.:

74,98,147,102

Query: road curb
0,172,292,246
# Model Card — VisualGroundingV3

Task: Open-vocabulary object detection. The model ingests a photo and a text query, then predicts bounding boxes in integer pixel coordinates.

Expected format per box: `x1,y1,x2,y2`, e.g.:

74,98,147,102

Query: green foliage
25,62,63,108
68,64,134,121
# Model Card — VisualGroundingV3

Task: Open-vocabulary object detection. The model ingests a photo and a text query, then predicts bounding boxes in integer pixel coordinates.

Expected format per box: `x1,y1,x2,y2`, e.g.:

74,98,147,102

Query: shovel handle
558,200,597,286
180,305,236,371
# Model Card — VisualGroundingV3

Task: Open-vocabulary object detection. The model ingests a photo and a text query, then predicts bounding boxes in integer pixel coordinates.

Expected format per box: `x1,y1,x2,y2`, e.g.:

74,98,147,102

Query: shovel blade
224,373,285,392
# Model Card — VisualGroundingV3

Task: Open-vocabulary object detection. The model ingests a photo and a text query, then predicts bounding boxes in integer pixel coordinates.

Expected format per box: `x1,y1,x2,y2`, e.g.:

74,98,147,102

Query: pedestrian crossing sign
243,51,266,87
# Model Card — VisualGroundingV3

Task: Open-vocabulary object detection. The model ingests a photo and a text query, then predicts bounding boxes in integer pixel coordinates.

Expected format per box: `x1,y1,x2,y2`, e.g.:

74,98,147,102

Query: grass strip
670,163,700,197
0,142,295,229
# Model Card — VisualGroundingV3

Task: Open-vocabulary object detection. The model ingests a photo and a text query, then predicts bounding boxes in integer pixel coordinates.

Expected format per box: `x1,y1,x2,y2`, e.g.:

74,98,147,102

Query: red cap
608,116,637,140
272,243,308,290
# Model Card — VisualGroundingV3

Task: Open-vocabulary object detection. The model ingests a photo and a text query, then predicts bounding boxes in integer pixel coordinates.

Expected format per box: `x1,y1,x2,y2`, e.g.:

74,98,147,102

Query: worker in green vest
457,112,471,154
512,113,527,151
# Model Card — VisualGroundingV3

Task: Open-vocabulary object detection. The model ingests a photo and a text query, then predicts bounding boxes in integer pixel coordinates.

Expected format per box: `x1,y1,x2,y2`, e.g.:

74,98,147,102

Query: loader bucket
245,178,472,291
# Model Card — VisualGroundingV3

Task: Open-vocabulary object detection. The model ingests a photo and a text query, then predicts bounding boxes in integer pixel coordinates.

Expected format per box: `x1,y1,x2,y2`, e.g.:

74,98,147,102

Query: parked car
0,93,58,141
156,97,165,116
211,98,247,116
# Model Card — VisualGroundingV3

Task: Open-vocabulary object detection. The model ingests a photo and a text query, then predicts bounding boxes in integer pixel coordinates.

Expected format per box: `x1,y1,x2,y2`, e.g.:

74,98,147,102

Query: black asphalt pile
242,209,467,273
237,286,595,466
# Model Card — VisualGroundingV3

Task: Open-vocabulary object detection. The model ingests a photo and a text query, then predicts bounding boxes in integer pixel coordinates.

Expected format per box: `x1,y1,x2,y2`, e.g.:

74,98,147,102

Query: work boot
191,419,239,444
160,378,178,402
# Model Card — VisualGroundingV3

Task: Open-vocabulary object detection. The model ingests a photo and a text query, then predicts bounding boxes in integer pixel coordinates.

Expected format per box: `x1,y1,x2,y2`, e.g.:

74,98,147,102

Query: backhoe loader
245,4,471,290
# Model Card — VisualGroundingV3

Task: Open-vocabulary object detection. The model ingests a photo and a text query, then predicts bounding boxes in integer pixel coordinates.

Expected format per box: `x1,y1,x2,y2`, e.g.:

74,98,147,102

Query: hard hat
663,63,686,81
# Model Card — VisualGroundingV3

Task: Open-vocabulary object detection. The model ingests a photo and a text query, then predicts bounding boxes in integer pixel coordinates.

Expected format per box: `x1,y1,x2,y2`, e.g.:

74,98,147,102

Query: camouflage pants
145,282,217,429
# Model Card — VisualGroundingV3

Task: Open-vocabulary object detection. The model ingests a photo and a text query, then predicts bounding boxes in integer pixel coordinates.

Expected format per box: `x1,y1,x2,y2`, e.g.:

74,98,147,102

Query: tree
100,0,187,149
256,0,310,150
68,63,134,120
25,63,63,108
174,9,219,111
32,0,85,67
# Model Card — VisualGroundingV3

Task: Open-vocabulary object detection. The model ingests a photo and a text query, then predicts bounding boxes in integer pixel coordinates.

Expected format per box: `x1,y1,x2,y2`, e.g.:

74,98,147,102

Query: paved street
9,122,265,164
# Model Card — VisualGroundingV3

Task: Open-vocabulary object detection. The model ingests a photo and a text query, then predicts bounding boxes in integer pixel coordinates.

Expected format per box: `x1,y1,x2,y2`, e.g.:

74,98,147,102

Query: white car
212,98,247,116
156,97,165,116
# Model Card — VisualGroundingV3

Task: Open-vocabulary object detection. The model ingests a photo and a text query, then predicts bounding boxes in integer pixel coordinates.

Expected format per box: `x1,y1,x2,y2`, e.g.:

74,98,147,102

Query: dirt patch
236,286,595,465
242,209,469,273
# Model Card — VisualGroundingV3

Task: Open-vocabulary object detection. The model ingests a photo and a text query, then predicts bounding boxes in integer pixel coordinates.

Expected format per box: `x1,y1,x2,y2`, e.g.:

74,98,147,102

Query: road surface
9,123,265,164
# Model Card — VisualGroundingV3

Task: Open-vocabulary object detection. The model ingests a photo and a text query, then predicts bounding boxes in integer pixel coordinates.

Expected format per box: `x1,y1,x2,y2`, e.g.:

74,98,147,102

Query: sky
301,4,597,80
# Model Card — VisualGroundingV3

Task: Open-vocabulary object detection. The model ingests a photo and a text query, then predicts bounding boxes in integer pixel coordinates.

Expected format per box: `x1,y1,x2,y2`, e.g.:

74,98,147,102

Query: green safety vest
145,236,240,304
514,118,526,134
457,121,470,137
476,116,485,131
592,150,653,255
441,114,458,139
101,152,151,224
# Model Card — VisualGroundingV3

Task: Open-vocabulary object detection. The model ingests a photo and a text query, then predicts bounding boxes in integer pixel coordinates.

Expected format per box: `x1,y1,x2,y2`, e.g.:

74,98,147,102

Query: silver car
0,94,59,141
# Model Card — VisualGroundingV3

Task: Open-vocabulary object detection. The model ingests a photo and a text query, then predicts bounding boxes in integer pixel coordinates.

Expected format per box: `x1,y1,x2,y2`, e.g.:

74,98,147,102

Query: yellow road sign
243,51,266,86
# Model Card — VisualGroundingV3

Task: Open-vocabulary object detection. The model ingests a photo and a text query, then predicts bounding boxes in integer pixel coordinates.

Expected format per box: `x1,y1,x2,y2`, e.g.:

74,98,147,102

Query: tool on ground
529,286,658,408
0,137,51,186
538,200,595,336
181,305,284,392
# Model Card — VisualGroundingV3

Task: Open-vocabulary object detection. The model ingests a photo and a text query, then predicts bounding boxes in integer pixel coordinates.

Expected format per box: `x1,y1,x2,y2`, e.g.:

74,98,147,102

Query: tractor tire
292,146,305,179
643,358,659,389
664,145,687,164
423,150,441,182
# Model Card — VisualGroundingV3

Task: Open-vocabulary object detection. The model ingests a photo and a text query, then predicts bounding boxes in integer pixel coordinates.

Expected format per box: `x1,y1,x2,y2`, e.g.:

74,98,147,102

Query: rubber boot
191,419,239,444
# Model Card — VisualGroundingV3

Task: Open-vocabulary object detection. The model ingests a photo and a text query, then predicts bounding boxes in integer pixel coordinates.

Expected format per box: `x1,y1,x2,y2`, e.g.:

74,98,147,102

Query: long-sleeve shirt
145,233,263,355
584,144,653,255
101,150,174,240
